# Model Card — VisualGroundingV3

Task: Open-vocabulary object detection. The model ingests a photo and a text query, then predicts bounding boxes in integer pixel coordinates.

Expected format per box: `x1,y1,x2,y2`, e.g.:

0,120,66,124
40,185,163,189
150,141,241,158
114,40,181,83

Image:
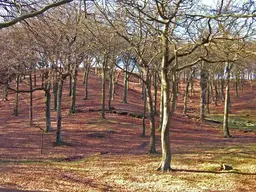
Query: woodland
0,0,256,191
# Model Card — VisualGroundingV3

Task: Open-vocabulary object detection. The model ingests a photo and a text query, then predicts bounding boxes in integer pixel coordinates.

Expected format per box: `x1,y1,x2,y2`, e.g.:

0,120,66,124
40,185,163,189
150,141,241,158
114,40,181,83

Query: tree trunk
183,70,194,115
69,74,72,97
108,66,114,111
145,76,156,154
221,77,225,102
41,72,45,87
56,79,64,145
142,86,147,137
214,79,218,106
13,74,19,116
53,79,58,111
158,25,171,171
83,65,90,100
29,73,33,126
3,80,8,100
141,79,145,99
158,84,163,130
235,73,239,98
45,82,52,132
122,69,128,104
153,70,158,115
200,62,207,121
206,82,210,114
101,55,107,119
111,70,116,100
223,63,232,138
189,79,194,96
33,66,36,87
69,68,77,114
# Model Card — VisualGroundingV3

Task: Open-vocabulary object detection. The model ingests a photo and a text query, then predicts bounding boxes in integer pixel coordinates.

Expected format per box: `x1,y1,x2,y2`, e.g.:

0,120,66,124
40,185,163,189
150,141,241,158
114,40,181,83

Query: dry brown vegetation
0,72,256,192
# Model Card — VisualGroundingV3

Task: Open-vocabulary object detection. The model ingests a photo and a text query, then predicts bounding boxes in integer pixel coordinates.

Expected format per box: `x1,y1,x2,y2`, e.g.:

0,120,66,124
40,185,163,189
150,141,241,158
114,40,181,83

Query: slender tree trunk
83,65,90,100
101,56,107,119
69,68,77,114
108,67,114,111
142,86,146,137
41,72,45,87
158,25,171,171
214,78,218,106
153,71,158,115
83,68,86,85
45,82,52,132
241,72,245,92
122,69,128,104
235,73,239,98
3,80,8,100
206,82,210,114
158,69,171,171
56,79,64,145
29,73,33,126
183,80,190,115
33,66,36,87
69,74,72,97
141,79,145,99
223,63,232,138
200,62,207,121
183,70,194,115
145,75,156,154
111,70,116,100
53,76,58,111
210,78,214,103
221,77,225,102
13,74,19,116
158,84,163,130
189,80,194,96
183,72,193,115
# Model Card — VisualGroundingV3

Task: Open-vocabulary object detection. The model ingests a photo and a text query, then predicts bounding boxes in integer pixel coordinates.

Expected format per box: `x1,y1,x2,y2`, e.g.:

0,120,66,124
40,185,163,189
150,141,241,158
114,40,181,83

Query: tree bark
122,68,128,104
45,82,52,132
183,69,194,115
214,78,218,106
101,55,107,119
153,70,158,115
142,86,146,137
157,24,171,171
200,62,208,121
69,74,72,97
69,68,77,114
235,72,239,98
158,84,163,130
33,66,37,87
3,80,8,100
145,75,156,154
53,78,58,111
108,66,114,111
83,64,90,100
56,79,63,145
223,63,232,138
206,81,210,114
221,77,225,102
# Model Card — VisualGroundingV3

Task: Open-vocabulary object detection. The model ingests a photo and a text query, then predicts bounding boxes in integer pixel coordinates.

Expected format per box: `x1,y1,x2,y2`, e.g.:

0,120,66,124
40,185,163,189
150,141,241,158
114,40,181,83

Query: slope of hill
0,72,256,192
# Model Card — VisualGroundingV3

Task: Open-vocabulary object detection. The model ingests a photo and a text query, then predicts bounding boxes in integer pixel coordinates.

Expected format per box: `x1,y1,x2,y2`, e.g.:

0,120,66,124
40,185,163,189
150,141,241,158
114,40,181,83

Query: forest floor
0,72,256,192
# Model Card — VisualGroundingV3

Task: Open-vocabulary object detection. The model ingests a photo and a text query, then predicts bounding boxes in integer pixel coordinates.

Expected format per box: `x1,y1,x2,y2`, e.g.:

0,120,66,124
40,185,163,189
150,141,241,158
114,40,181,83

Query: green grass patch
206,114,256,131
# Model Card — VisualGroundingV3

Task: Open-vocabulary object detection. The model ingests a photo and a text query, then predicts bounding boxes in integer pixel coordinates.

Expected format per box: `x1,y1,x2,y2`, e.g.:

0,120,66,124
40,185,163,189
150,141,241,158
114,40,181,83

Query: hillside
0,72,256,192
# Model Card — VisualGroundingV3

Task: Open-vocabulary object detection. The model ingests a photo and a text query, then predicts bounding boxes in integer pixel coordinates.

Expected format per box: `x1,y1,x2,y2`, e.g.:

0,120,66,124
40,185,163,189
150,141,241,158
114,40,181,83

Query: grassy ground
206,113,256,132
1,144,256,192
